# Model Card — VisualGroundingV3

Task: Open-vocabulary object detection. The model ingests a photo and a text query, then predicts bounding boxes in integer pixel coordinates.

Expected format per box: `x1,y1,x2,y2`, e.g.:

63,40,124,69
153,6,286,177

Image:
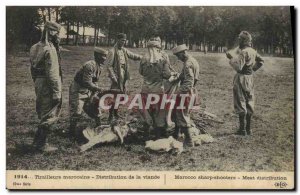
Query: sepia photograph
6,5,295,190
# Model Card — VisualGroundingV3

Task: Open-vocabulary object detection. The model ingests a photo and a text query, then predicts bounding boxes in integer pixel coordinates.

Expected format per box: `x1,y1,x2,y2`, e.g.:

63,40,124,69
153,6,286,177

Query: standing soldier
226,31,264,136
139,36,174,140
172,44,200,147
104,33,142,122
69,47,107,143
29,21,62,152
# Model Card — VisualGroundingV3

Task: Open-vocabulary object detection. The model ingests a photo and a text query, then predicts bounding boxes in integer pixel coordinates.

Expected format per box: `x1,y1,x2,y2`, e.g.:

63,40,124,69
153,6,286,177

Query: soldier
139,36,174,140
69,47,108,143
29,21,62,152
104,33,142,122
226,31,264,136
172,44,200,147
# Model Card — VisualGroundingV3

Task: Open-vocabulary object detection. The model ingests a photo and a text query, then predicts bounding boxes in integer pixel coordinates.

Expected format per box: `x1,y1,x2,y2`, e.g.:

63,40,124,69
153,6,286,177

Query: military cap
117,33,127,40
172,44,188,55
94,47,108,55
45,21,61,32
239,31,252,42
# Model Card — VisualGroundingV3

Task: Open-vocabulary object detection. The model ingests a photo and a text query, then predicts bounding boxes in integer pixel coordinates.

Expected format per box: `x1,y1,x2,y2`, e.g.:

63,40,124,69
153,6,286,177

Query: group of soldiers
29,21,264,152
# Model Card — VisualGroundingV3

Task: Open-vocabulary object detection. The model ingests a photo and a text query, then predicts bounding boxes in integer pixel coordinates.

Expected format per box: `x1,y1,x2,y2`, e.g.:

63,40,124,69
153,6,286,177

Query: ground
6,46,294,171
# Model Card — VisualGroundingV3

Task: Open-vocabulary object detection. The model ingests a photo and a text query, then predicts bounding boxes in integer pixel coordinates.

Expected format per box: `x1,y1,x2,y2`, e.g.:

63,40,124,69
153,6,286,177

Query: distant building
60,25,106,45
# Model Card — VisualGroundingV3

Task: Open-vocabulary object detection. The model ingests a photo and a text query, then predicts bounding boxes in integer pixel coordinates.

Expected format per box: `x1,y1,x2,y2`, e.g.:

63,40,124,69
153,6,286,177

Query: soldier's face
49,30,60,45
95,53,107,64
175,51,185,61
117,39,126,48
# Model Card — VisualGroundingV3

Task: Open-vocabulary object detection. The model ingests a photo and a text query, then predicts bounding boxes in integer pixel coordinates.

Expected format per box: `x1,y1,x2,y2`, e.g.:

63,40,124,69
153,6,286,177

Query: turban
45,21,61,32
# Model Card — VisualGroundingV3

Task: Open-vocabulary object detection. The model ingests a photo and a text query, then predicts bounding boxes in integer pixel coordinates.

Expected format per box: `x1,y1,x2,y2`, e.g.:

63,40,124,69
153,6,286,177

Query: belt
31,67,46,77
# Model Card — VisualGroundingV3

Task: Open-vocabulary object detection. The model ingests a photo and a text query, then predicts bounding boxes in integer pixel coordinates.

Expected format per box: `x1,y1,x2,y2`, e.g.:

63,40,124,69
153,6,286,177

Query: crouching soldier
172,44,200,147
226,31,264,136
69,47,107,142
30,21,62,152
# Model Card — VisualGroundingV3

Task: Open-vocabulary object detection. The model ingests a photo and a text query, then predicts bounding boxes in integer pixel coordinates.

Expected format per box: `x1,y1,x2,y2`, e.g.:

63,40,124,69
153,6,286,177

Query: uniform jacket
105,45,141,91
74,60,102,93
30,41,62,99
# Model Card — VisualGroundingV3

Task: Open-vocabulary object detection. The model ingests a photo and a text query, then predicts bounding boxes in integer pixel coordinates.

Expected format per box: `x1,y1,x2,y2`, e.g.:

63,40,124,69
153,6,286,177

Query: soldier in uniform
29,21,62,152
139,36,174,140
172,44,200,147
104,33,142,122
226,31,264,136
69,47,108,142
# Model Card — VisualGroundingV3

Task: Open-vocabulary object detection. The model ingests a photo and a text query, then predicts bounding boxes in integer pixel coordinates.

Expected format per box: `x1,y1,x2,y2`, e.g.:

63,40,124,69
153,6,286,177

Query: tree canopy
6,6,294,55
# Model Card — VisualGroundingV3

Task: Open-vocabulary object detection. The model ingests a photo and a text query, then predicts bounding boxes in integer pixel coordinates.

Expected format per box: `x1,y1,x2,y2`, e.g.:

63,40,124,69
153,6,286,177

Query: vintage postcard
6,6,295,190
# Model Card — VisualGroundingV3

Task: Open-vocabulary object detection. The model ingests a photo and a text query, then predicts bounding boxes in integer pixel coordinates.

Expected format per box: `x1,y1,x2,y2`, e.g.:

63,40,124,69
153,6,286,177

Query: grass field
6,46,294,171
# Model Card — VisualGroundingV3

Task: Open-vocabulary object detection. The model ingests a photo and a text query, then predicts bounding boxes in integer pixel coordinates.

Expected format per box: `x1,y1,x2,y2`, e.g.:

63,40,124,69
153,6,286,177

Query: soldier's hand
226,52,233,59
96,87,103,93
52,98,61,107
111,76,118,84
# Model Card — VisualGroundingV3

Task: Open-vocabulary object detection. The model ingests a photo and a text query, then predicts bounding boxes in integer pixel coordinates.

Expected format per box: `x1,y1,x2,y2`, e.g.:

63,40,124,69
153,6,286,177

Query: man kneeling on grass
69,47,107,143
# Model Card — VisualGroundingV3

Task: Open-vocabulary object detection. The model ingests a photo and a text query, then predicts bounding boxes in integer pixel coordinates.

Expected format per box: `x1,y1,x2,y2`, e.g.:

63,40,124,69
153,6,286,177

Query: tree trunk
55,7,59,22
96,28,100,46
75,21,79,46
42,8,46,23
93,25,97,46
47,7,51,21
83,24,85,45
66,21,70,45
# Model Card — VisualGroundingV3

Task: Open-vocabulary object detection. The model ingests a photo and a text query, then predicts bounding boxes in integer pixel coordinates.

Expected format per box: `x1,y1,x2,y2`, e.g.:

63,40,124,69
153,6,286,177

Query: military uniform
227,31,264,135
139,47,172,138
106,46,142,92
174,55,200,128
229,46,264,134
105,43,141,121
69,60,103,137
172,44,200,147
30,22,62,151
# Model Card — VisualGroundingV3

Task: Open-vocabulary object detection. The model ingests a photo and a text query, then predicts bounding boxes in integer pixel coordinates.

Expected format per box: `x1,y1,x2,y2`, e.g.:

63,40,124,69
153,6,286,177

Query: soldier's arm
162,53,172,79
45,50,61,99
126,49,142,61
229,51,246,72
139,56,147,76
104,50,118,83
178,64,194,93
82,63,101,92
253,53,264,71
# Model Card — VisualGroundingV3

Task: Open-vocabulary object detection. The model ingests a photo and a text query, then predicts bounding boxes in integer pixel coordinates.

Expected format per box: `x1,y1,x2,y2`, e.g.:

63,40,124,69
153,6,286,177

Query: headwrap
45,21,61,32
41,21,61,44
172,44,188,55
147,37,162,64
238,31,252,47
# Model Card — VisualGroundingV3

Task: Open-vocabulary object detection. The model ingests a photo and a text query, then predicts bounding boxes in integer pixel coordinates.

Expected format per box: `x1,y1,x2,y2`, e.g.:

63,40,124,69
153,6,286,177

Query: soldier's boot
69,119,77,139
236,114,247,136
181,127,194,148
108,108,114,123
32,125,58,152
246,114,252,135
95,117,101,127
74,129,86,144
172,125,180,140
153,127,161,140
113,109,120,120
